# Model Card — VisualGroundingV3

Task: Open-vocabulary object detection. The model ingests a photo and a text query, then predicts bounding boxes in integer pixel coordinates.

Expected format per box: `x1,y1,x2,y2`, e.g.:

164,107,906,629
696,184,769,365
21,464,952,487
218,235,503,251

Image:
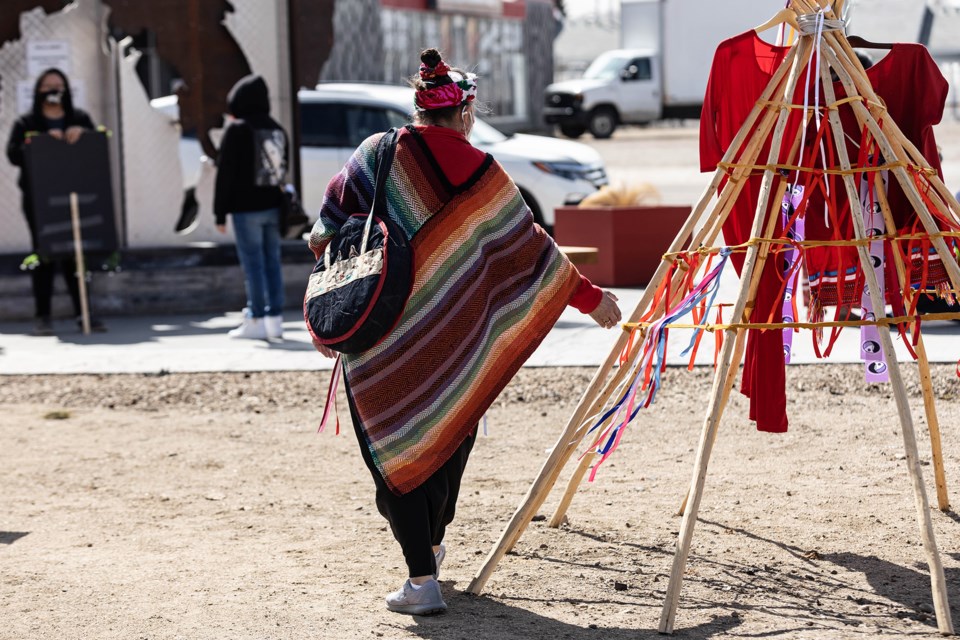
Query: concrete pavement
2,267,957,375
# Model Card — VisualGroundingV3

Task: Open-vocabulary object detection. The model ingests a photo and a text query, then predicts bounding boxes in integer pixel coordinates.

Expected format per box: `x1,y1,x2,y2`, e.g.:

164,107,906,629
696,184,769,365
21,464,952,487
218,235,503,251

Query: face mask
41,90,63,105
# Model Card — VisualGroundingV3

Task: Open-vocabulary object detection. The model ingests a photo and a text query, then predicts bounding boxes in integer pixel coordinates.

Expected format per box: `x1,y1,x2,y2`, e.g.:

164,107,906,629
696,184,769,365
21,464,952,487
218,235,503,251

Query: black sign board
23,131,118,258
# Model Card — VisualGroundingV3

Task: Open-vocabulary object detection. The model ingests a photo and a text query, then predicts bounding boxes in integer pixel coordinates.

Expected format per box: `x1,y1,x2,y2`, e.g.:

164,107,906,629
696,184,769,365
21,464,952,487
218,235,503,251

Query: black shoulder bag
303,128,413,354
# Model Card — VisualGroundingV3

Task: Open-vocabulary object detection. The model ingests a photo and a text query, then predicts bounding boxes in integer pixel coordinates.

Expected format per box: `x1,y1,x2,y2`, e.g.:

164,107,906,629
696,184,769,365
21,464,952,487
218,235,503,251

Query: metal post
286,0,303,196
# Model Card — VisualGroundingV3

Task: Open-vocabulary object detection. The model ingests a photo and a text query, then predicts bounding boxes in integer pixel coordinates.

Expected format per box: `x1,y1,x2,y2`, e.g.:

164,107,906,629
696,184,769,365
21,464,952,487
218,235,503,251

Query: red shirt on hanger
802,44,949,308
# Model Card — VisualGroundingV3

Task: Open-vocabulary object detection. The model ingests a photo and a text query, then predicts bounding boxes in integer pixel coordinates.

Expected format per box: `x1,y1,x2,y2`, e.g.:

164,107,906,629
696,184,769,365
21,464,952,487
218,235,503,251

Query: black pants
23,204,83,319
32,258,82,318
347,387,475,578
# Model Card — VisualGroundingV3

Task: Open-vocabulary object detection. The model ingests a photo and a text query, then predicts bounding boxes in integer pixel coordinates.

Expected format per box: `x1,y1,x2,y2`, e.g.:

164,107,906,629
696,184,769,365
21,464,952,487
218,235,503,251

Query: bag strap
324,128,401,269
360,128,400,253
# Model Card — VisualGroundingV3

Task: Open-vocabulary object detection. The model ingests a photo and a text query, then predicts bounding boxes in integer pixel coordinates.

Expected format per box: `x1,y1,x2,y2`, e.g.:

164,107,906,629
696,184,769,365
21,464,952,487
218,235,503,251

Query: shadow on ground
402,588,743,640
0,531,29,545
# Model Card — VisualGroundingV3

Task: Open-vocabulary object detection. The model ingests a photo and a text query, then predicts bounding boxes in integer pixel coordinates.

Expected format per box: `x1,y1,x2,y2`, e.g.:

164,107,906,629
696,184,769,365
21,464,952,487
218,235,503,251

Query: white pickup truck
544,0,780,138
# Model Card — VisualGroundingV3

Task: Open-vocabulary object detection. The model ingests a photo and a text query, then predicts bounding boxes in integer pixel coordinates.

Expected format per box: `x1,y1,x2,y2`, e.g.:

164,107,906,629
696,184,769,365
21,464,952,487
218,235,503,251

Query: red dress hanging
700,30,805,434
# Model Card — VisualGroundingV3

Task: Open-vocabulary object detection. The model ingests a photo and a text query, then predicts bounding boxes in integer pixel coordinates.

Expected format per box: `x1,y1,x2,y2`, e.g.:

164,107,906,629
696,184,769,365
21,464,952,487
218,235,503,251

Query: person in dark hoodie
6,68,105,336
214,74,289,340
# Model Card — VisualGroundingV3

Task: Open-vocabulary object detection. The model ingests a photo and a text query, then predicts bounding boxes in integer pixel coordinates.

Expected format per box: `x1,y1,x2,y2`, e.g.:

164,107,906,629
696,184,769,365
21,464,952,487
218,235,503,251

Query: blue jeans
232,208,284,318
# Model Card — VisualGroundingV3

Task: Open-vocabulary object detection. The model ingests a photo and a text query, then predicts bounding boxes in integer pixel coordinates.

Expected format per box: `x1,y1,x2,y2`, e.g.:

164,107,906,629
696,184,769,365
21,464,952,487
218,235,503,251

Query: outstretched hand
589,290,622,329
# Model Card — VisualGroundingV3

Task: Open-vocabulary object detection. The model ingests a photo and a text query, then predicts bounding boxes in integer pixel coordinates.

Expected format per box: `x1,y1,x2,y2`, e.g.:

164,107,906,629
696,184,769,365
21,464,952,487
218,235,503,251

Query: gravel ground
2,363,958,414
2,363,959,639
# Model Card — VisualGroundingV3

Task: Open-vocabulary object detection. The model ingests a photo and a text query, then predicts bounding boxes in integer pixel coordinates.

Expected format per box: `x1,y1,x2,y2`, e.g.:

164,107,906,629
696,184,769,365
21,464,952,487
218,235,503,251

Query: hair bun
420,48,442,68
418,48,451,81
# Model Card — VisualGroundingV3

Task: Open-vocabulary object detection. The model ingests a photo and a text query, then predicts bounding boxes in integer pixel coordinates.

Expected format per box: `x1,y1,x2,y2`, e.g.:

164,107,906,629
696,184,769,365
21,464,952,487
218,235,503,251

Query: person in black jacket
214,74,289,340
5,68,105,335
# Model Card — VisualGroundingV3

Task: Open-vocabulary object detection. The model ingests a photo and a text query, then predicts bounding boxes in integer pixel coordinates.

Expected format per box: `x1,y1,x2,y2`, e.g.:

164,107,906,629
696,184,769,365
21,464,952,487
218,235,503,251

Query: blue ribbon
583,249,732,466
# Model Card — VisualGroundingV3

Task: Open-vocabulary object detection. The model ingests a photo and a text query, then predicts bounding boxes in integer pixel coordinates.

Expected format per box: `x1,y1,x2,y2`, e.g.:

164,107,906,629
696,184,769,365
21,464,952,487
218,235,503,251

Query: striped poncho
309,126,580,494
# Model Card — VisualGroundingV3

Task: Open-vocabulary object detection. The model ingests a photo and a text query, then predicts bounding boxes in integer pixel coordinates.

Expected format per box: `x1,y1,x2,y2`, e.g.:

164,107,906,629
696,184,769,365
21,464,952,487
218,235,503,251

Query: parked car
151,83,608,229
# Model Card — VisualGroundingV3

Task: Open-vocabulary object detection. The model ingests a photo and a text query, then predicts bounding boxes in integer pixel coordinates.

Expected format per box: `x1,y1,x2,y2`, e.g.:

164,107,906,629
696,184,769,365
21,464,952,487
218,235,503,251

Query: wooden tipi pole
872,186,952,514
535,48,803,533
466,47,801,597
820,41,955,512
827,57,952,514
468,158,739,591
550,91,813,527
815,43,954,635
914,339,951,511
658,35,814,634
674,106,816,517
673,186,788,517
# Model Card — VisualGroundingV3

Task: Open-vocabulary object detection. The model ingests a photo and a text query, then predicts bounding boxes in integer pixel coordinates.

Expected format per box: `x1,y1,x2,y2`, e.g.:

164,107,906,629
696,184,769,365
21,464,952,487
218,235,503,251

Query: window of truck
583,52,633,80
624,58,652,81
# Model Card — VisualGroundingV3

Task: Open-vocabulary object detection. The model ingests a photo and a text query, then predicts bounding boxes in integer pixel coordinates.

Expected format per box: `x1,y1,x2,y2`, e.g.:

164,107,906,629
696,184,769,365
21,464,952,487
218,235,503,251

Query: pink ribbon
318,354,342,435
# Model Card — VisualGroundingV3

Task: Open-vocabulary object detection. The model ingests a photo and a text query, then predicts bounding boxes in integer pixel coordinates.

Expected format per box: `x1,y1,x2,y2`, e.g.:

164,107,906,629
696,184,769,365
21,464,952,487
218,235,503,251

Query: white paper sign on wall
26,40,72,78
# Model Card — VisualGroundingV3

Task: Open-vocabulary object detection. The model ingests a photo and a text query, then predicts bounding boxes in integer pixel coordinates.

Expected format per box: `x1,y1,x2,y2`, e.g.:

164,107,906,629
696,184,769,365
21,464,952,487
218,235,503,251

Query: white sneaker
264,314,284,339
385,578,446,615
228,316,267,340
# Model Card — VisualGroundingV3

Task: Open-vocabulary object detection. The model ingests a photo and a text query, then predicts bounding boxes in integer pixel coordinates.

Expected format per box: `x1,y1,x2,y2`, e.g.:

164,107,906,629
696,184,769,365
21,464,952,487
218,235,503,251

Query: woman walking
309,48,621,615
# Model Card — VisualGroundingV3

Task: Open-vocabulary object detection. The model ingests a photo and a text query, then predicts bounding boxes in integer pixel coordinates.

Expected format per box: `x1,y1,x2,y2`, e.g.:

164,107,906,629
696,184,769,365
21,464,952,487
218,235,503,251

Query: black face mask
40,90,63,105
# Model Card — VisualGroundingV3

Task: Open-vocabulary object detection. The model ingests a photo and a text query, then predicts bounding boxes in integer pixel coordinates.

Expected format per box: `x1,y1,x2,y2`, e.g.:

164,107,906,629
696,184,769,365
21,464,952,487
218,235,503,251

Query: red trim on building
502,0,526,19
380,0,527,18
380,0,428,10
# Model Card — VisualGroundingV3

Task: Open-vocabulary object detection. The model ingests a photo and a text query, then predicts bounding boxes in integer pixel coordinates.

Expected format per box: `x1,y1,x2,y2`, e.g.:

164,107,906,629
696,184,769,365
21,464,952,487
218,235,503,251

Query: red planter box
554,205,690,287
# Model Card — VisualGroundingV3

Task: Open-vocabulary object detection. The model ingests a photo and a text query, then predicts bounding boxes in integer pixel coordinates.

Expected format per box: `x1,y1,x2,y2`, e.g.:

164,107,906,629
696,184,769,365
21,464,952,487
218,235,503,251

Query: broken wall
0,0,116,254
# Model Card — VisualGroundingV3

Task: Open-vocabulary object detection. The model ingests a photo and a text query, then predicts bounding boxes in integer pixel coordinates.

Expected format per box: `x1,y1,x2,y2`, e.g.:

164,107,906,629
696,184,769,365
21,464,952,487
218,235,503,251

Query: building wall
0,0,115,255
320,0,386,84
0,0,553,259
321,0,556,130
523,0,555,131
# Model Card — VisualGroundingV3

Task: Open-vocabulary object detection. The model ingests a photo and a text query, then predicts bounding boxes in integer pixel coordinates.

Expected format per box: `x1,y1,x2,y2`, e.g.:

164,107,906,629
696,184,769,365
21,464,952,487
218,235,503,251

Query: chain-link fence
1,0,112,255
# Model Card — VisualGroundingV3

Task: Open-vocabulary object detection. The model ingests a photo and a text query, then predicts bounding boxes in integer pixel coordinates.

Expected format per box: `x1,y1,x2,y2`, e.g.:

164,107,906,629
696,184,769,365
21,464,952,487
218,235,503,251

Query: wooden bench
559,245,599,266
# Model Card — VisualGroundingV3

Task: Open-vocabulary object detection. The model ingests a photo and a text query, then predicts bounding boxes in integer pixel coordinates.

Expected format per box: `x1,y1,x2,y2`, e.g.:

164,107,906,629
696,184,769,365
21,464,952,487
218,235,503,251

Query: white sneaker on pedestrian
228,316,267,340
385,578,446,615
264,314,284,340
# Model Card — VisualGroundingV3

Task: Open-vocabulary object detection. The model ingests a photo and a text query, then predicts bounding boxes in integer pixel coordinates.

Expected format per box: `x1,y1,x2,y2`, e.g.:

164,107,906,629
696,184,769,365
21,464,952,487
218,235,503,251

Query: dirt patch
1,364,958,638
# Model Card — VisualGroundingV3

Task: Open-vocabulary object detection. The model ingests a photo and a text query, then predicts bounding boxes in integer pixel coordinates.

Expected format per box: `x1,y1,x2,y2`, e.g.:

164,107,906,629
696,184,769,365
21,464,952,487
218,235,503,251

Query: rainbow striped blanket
309,127,580,494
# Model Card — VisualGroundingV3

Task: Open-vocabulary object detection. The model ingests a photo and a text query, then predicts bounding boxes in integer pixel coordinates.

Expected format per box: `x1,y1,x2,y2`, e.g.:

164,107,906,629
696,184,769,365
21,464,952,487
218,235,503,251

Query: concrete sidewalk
2,269,958,375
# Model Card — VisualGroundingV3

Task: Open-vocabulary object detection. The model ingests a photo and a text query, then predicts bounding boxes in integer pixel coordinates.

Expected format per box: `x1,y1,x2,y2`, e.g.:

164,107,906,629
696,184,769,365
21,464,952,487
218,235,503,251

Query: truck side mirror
621,65,639,81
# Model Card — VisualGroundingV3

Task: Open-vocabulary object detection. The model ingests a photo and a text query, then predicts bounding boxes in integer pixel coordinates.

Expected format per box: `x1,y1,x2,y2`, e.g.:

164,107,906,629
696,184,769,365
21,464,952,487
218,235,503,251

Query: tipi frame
467,1,958,635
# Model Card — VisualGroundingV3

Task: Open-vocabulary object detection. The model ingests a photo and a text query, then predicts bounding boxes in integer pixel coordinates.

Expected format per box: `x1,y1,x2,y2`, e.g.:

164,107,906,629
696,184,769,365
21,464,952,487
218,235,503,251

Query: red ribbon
318,354,342,435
